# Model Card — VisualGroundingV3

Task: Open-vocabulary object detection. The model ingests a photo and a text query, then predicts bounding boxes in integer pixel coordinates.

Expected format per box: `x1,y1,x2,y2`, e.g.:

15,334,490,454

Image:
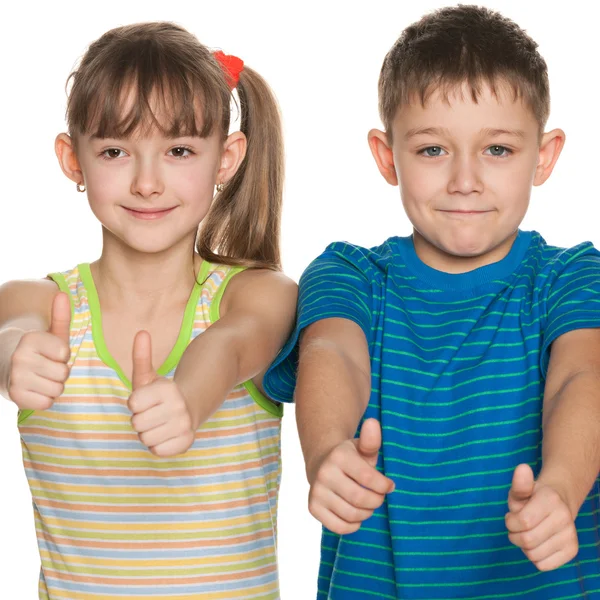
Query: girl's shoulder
0,278,60,330
215,266,297,321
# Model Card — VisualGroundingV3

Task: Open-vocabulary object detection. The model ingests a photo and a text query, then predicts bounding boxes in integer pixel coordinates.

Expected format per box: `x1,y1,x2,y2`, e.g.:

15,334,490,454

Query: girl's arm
174,269,297,426
0,280,62,398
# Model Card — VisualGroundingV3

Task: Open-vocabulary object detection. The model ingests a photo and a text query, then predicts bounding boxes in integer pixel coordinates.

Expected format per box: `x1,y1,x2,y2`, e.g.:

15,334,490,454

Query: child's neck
412,230,518,274
90,236,202,314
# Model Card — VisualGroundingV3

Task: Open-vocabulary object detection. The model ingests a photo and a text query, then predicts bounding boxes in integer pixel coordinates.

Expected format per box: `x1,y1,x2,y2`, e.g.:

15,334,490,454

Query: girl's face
56,104,245,257
76,130,222,254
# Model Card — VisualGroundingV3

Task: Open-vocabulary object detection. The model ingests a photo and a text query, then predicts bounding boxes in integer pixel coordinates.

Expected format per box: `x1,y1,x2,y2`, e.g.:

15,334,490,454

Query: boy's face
369,82,564,272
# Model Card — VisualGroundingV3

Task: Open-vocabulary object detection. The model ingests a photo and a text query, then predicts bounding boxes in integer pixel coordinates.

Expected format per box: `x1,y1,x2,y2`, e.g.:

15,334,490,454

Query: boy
264,5,600,599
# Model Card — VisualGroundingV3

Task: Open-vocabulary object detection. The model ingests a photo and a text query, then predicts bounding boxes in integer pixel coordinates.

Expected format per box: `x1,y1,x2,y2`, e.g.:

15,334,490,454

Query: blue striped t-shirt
265,230,600,599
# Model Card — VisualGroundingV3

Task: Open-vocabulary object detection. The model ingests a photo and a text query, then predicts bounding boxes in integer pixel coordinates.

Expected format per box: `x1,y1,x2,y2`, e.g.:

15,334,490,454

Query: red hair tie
213,51,244,90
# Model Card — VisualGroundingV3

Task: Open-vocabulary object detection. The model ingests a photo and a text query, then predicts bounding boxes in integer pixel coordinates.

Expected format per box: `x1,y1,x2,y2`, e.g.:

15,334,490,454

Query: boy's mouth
438,209,494,216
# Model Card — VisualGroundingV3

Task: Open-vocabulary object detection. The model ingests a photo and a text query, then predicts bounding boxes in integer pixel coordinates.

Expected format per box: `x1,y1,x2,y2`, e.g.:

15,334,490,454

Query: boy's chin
436,233,517,264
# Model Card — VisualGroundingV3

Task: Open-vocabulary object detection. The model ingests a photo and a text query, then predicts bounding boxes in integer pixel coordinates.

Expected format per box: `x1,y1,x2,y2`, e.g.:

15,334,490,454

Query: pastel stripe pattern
19,262,283,599
265,230,600,599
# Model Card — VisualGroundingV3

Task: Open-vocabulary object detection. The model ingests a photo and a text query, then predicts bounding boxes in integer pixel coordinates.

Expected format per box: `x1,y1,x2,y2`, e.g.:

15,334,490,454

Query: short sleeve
541,244,600,374
263,243,377,403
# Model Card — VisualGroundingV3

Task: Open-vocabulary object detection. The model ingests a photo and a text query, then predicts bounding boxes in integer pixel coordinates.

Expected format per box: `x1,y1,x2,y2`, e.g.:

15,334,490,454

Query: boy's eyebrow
403,127,528,140
404,127,450,140
482,128,527,139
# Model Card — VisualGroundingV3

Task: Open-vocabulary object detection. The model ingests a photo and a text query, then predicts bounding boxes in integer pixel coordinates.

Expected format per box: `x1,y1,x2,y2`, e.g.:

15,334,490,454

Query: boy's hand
308,418,395,535
128,330,195,457
505,463,578,571
7,292,71,410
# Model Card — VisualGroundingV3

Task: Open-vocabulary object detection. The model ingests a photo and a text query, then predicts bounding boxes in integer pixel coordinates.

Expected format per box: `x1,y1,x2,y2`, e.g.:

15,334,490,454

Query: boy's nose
131,159,165,198
447,155,484,195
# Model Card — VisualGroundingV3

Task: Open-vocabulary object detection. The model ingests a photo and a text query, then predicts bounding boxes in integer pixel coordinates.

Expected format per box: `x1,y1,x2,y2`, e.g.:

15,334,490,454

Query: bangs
67,27,230,140
384,66,548,134
407,73,536,115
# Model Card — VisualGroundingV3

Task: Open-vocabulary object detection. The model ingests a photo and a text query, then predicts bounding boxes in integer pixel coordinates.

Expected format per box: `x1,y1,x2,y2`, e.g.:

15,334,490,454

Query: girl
0,22,296,599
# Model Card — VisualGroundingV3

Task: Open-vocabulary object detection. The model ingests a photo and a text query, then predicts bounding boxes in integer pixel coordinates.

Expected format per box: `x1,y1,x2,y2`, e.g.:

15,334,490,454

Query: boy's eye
102,148,126,159
420,146,446,157
485,145,511,157
168,146,193,158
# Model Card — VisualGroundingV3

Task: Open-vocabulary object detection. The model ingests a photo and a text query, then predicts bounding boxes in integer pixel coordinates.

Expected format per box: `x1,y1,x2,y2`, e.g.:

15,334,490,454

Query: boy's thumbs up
508,463,535,512
49,292,71,344
132,330,157,390
356,418,383,467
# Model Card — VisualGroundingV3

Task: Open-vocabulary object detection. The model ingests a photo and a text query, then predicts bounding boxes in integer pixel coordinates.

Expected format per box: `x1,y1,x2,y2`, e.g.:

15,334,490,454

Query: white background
1,1,599,598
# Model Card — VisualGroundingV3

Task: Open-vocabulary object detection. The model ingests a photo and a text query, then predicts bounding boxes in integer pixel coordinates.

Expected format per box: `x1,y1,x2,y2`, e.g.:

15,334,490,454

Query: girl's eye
485,145,512,157
419,146,447,157
168,146,193,158
102,148,126,159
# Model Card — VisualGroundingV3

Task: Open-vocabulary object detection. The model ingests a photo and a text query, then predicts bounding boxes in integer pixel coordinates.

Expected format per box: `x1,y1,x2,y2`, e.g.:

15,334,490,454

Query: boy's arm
295,317,394,535
538,327,600,514
297,318,371,480
505,327,600,571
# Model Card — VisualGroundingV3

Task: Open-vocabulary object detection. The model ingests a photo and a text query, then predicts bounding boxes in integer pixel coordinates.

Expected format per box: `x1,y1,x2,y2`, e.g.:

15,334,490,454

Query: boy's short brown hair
379,5,549,136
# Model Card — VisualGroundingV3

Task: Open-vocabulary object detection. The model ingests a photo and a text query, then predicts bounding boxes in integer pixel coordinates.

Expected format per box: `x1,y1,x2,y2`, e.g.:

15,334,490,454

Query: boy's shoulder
305,231,600,291
523,231,600,284
307,236,405,280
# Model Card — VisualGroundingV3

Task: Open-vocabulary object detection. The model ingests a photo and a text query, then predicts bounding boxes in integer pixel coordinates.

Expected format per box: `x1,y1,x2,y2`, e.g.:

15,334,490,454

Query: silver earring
216,182,225,193
76,183,86,193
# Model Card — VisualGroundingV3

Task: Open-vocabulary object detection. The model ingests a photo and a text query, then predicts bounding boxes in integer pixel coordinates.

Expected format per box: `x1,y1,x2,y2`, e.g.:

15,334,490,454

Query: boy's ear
217,131,247,185
533,128,565,187
368,129,398,186
55,133,84,186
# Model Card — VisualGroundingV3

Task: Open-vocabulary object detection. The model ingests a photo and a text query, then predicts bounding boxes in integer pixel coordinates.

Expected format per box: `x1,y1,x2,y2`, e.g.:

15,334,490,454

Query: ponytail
197,66,284,271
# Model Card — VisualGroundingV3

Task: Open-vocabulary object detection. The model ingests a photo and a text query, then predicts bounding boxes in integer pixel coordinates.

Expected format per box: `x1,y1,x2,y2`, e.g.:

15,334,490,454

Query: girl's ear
55,133,84,186
216,131,247,186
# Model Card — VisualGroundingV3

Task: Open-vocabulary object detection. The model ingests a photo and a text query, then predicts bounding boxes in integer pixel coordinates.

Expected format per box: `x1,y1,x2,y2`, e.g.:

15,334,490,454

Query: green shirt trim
78,262,207,391
208,266,283,418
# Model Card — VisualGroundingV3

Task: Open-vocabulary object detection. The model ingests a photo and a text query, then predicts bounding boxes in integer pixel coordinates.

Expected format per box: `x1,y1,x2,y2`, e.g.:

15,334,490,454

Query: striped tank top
18,261,283,599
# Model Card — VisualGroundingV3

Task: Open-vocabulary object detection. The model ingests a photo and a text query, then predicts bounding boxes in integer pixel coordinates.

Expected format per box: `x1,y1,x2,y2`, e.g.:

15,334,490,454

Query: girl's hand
7,292,71,410
128,330,195,457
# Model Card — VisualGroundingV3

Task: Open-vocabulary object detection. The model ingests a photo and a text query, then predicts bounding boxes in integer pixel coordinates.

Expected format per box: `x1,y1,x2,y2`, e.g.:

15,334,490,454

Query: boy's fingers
327,469,390,510
524,528,576,565
505,487,556,533
534,547,578,572
308,501,362,536
342,453,395,495
508,510,562,551
49,292,71,346
508,463,535,510
316,485,375,523
131,331,156,391
357,418,382,465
